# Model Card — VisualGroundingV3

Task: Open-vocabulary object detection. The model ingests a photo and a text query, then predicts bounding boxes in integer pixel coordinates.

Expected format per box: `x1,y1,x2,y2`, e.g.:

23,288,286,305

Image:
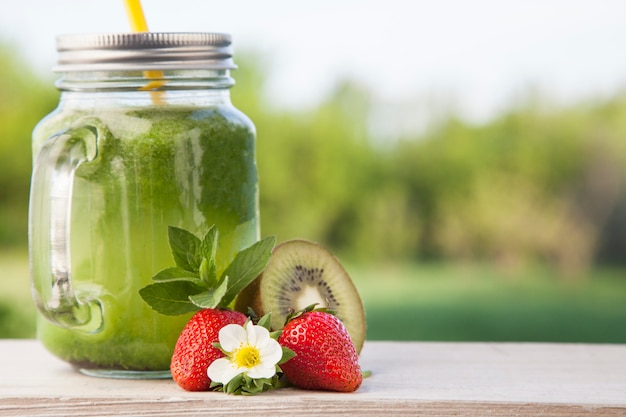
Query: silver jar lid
55,32,236,72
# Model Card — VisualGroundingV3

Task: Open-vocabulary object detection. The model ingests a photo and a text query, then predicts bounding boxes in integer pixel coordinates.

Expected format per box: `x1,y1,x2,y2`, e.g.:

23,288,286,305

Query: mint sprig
139,225,276,315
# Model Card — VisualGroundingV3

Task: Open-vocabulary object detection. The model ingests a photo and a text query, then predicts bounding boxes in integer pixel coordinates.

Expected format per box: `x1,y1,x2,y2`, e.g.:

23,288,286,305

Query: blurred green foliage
2,43,626,275
355,262,626,343
0,43,57,247
232,54,626,275
2,42,626,342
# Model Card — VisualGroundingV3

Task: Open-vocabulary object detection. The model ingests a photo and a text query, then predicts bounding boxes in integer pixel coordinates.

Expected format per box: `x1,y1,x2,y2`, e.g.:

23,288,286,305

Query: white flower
208,321,283,385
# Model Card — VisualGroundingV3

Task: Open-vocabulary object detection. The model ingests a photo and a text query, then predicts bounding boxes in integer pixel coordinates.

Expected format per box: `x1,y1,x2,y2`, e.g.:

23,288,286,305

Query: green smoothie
32,103,259,373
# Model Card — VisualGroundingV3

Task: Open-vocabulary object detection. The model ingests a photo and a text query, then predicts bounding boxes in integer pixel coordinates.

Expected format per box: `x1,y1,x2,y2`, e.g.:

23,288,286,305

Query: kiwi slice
235,239,366,353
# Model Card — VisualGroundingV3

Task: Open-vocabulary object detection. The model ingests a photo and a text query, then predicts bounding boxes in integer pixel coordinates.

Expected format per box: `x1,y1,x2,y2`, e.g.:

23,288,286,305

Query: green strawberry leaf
212,341,228,356
151,266,201,283
168,226,201,272
249,375,275,393
188,275,229,309
278,346,296,365
211,373,281,396
219,235,277,307
245,307,259,321
139,280,204,315
256,313,272,330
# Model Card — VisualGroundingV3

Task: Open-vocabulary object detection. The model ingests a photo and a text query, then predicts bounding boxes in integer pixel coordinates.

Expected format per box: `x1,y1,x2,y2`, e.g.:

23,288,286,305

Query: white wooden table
1,339,624,416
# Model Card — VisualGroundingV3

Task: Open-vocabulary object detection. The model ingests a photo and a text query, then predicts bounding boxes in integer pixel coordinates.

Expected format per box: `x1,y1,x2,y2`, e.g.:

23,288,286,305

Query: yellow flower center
233,345,261,369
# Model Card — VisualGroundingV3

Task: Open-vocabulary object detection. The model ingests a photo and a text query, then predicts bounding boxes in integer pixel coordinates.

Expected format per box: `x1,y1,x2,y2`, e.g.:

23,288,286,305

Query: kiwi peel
235,239,366,353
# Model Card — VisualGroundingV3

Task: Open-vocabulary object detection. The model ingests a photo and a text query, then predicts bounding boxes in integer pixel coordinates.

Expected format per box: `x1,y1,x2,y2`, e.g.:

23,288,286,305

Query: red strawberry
170,308,246,391
279,311,362,392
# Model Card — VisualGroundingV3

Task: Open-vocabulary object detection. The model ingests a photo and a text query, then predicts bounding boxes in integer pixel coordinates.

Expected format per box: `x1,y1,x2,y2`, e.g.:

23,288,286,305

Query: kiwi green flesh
238,239,366,353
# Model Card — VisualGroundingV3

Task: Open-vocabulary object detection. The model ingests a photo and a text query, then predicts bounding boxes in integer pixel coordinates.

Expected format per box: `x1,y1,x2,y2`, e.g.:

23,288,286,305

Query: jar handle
29,125,102,330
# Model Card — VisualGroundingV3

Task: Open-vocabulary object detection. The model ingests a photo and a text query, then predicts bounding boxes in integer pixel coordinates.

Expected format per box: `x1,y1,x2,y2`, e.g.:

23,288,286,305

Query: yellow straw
123,0,150,32
123,0,165,102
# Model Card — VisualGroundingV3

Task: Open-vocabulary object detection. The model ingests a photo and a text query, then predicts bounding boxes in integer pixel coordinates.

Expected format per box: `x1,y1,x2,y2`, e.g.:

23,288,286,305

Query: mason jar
29,33,259,378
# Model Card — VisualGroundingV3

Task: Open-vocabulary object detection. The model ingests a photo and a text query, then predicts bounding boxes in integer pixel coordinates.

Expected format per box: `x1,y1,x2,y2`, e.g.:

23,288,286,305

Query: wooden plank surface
0,339,625,416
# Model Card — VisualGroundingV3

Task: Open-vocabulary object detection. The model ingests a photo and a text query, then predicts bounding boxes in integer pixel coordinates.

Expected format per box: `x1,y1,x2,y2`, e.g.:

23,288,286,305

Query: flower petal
259,338,283,366
245,320,270,347
247,361,277,379
254,333,274,351
207,357,246,384
219,323,247,352
211,322,285,388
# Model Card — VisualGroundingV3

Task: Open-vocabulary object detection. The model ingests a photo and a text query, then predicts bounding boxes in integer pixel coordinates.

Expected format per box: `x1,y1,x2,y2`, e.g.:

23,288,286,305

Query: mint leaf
200,225,219,287
198,257,218,286
139,280,204,315
168,226,201,272
200,225,218,260
219,235,277,307
189,275,229,309
140,225,277,316
151,266,201,283
199,226,218,285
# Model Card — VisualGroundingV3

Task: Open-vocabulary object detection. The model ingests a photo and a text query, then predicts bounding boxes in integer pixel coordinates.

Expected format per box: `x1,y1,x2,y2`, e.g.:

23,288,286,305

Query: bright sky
1,0,626,134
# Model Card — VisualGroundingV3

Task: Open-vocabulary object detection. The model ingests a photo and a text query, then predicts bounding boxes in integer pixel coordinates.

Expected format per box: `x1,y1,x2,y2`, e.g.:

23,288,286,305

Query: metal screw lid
55,32,236,72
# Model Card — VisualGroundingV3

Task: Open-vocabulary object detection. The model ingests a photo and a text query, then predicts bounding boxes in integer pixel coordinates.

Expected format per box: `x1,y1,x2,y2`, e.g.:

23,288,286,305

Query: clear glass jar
29,33,259,378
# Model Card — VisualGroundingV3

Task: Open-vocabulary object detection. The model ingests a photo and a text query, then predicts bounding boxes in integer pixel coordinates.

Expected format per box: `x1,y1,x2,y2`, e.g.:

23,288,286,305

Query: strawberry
170,308,246,391
278,311,362,392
